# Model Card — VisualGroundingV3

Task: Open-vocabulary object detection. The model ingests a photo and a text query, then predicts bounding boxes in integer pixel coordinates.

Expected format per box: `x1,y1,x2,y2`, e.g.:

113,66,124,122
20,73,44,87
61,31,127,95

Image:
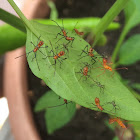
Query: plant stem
8,0,40,37
111,24,129,65
93,0,130,47
0,8,26,33
48,0,58,20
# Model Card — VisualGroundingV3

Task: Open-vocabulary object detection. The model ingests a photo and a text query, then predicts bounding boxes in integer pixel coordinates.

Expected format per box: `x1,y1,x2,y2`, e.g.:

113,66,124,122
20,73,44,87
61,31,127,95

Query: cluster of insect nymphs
15,20,129,139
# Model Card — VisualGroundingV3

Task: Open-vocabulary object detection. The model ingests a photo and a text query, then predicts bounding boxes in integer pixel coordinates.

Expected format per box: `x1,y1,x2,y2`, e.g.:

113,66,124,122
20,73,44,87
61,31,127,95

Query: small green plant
1,0,140,138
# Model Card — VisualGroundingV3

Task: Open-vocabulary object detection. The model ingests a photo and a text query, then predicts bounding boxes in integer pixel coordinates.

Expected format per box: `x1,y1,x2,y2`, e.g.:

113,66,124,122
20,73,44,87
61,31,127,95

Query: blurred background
0,0,140,140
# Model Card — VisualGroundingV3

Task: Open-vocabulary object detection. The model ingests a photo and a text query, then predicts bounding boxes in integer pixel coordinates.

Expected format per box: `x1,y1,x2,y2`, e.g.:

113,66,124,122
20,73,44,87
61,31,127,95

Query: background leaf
45,102,76,134
112,136,119,140
35,90,75,112
35,90,76,134
130,121,140,138
0,24,26,55
124,0,140,32
0,12,120,55
25,20,140,121
131,83,140,91
118,34,140,65
112,0,140,63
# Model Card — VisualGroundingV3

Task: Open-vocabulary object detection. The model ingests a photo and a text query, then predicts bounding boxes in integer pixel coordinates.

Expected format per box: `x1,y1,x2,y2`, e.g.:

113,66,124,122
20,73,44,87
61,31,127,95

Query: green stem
0,7,121,35
48,0,58,20
112,24,129,65
0,8,26,33
93,0,130,47
8,0,40,37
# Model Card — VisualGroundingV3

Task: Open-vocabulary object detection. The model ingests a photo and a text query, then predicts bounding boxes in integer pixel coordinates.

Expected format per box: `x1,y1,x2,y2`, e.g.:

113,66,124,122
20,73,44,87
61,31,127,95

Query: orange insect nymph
38,41,44,47
95,97,100,105
76,63,91,81
95,97,104,111
109,118,116,124
65,36,74,41
51,19,75,46
79,45,97,65
103,58,107,64
53,55,59,60
44,42,67,74
47,99,72,108
96,58,128,77
109,118,127,128
64,99,68,104
117,118,126,129
58,51,65,57
83,66,88,76
15,39,46,71
104,65,112,71
109,117,130,140
88,48,94,57
51,19,67,37
89,48,94,53
62,30,67,37
33,47,38,52
74,29,84,35
52,51,65,60
88,97,118,112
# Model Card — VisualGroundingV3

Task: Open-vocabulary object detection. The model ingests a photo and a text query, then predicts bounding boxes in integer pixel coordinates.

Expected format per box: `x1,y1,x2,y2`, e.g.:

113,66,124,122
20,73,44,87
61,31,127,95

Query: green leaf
45,102,76,134
35,90,76,134
112,136,119,140
26,20,140,121
35,90,74,112
0,7,120,33
112,0,140,63
0,7,120,32
130,121,140,138
37,17,120,31
0,24,26,55
44,91,76,134
0,3,120,55
131,83,140,91
124,0,140,32
0,17,120,55
104,120,115,131
7,0,139,122
118,34,140,65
